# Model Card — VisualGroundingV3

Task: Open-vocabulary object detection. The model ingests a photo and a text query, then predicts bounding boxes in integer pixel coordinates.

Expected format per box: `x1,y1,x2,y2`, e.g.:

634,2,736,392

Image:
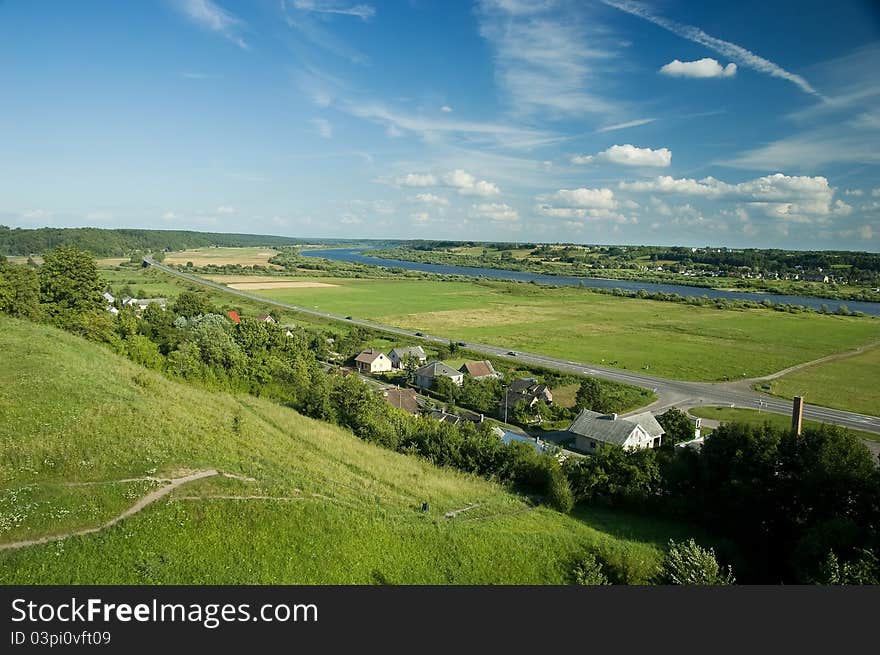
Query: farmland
246,276,880,383
0,316,709,584
163,247,282,268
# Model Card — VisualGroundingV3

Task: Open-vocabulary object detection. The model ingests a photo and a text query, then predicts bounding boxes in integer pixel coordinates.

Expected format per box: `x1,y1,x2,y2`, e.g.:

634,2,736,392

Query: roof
567,409,644,446
509,378,538,394
384,388,420,414
226,310,241,324
389,346,426,360
256,313,274,321
459,360,498,378
429,409,462,425
414,361,462,379
625,411,666,439
355,348,387,364
500,431,545,453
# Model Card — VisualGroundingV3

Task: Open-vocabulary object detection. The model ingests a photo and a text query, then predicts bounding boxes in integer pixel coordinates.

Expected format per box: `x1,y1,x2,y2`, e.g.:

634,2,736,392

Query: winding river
301,248,880,317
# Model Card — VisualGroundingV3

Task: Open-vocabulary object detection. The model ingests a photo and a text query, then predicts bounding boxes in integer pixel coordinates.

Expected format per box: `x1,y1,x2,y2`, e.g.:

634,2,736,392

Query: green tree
658,539,735,585
575,377,605,412
434,376,459,405
172,291,213,318
0,260,41,319
816,549,880,585
656,408,695,444
39,246,104,317
573,553,611,585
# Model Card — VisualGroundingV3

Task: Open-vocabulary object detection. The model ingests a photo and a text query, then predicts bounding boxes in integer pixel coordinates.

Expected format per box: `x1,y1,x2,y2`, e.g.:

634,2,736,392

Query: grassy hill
0,316,711,584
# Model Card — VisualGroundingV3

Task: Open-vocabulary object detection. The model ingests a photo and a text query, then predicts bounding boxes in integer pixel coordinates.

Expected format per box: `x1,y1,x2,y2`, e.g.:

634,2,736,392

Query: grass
0,316,706,584
688,407,880,443
247,276,880,383
761,345,880,417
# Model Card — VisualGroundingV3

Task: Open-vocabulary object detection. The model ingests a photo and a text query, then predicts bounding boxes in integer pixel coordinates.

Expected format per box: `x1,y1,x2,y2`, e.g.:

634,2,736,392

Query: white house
388,346,427,369
413,361,464,389
354,349,392,374
566,409,665,453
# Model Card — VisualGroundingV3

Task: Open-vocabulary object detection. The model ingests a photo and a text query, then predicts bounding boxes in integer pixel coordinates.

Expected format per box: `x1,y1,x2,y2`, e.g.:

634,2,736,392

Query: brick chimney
791,396,804,436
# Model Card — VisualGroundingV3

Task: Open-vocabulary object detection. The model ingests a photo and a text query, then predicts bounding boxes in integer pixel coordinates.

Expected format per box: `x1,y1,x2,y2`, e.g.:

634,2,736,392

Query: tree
575,377,605,412
573,553,611,585
656,408,695,444
172,291,213,318
434,376,459,405
816,549,880,585
658,539,735,585
0,260,41,319
39,246,104,317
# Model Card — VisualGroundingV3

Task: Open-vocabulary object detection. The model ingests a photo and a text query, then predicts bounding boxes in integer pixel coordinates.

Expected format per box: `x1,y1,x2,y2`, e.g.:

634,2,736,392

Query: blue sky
1,0,879,250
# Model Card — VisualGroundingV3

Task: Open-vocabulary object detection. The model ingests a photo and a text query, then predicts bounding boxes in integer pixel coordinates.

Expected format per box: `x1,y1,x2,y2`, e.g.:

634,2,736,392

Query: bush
658,539,735,585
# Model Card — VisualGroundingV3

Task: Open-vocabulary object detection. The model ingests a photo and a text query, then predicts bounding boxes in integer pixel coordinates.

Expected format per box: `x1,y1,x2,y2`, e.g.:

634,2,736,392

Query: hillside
0,316,700,584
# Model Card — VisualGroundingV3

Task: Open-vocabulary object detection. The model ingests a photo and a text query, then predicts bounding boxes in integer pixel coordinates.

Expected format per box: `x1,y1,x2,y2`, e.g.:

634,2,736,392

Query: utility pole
503,385,509,424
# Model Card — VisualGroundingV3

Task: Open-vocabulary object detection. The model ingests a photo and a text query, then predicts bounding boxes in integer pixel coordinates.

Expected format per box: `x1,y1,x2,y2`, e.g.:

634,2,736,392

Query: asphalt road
144,258,880,436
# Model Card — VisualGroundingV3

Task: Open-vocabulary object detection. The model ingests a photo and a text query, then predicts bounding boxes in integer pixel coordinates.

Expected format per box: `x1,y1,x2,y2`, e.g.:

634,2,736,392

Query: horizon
1,1,879,250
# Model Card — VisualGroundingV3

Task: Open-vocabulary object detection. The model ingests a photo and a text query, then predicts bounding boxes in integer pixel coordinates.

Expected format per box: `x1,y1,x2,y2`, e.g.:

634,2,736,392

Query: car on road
508,351,517,356
457,341,466,346
344,316,352,320
415,332,423,336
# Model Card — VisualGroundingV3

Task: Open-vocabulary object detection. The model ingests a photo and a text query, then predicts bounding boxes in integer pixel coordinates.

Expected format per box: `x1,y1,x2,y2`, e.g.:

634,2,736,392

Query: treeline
0,226,320,257
3,247,879,584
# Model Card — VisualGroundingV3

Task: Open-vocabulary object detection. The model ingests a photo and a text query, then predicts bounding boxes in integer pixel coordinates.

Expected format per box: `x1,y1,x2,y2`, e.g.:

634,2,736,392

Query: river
301,248,880,317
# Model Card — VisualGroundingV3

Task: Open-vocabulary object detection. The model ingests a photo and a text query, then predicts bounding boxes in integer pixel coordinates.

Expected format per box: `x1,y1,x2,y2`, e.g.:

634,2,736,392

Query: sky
1,0,879,250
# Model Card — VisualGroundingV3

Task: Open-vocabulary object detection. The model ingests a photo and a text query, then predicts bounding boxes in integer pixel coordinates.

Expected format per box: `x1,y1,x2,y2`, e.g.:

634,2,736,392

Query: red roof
226,310,241,324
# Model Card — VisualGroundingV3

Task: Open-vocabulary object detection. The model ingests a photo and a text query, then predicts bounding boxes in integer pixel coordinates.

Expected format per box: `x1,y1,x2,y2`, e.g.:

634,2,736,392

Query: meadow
249,277,880,382
0,316,710,584
761,345,880,416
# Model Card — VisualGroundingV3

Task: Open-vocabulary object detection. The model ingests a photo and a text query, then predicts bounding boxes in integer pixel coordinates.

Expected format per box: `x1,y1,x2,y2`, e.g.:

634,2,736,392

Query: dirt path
0,469,218,552
444,503,480,519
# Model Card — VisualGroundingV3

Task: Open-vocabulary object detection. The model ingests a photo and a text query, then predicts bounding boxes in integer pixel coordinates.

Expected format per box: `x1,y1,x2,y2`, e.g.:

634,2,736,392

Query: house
256,313,276,324
226,310,241,324
388,346,427,369
413,361,464,389
459,360,500,380
354,349,392,374
429,409,462,425
382,387,421,415
102,291,115,304
491,426,545,453
509,378,553,404
123,297,167,311
566,409,665,453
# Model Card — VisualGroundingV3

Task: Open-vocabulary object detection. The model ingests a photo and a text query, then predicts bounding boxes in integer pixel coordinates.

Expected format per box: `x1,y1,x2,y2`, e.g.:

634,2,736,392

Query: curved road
143,258,880,436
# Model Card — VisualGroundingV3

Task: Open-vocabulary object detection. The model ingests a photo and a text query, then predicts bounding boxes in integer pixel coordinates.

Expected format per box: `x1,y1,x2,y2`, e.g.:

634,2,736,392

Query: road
143,258,880,436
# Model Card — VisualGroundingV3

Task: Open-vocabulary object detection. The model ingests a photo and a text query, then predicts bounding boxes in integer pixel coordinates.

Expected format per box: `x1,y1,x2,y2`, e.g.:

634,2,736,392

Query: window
590,441,597,449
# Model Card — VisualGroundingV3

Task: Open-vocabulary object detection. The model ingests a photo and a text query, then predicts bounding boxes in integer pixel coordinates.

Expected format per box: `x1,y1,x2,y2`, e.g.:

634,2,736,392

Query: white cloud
176,0,248,49
216,205,236,214
339,213,363,225
601,0,820,97
873,188,880,197
442,169,501,197
659,58,737,78
535,204,634,224
472,202,519,222
411,211,431,224
290,1,375,20
621,173,848,222
542,187,617,209
597,118,656,132
860,224,874,240
310,117,333,139
845,189,864,196
396,173,437,187
478,1,620,117
571,144,671,167
162,211,177,220
440,105,453,113
414,193,449,206
21,209,51,219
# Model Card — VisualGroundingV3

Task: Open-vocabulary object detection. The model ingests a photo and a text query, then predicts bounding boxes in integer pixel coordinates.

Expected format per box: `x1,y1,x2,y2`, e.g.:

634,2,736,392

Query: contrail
601,0,822,98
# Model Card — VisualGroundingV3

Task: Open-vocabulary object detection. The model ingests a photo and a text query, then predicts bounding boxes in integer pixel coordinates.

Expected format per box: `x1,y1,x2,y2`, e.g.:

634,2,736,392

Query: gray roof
626,411,665,439
567,409,645,446
415,361,462,379
389,346,426,359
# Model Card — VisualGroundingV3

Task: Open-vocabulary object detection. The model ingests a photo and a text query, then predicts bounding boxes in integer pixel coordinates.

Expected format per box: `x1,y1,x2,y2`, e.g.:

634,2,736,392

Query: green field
0,316,713,584
688,407,880,443
246,276,880,383
761,346,880,416
163,247,281,267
